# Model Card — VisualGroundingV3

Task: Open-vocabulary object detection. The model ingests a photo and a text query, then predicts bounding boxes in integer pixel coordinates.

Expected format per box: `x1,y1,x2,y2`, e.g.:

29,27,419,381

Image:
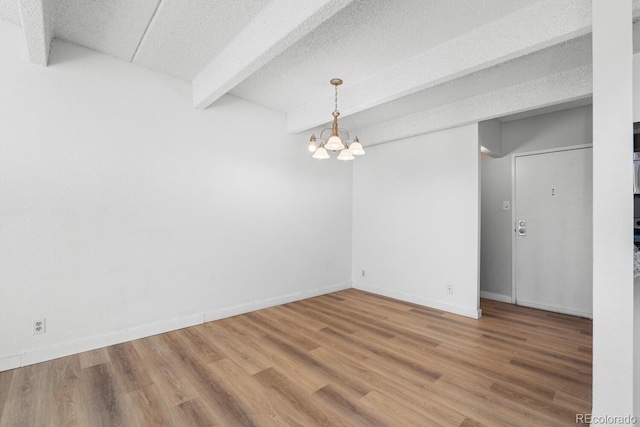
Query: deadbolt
517,219,526,236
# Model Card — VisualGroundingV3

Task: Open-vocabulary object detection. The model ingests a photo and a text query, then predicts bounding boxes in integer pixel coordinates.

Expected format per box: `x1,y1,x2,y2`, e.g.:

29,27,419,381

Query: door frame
510,144,593,306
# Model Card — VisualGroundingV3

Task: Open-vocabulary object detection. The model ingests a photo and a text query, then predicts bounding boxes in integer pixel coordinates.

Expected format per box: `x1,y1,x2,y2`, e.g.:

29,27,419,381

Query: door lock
517,219,526,236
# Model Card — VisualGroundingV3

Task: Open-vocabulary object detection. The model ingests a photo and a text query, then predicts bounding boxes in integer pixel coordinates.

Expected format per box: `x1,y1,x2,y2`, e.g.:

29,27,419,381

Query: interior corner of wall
480,146,499,158
478,119,503,157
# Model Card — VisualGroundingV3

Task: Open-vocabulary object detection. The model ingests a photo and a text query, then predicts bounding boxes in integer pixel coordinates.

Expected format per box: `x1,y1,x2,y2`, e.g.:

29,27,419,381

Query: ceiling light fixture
308,78,364,161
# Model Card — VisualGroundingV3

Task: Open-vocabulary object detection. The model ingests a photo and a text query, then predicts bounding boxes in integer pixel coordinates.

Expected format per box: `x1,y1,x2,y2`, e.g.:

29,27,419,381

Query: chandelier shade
325,135,345,151
312,146,330,159
349,137,365,156
307,79,364,161
337,148,354,161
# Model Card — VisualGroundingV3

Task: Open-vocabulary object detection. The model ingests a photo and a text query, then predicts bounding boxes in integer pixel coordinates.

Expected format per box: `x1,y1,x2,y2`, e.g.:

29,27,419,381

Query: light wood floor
0,290,592,426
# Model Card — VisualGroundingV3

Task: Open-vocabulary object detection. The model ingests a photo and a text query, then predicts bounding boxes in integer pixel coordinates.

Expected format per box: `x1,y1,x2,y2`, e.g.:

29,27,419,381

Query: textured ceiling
0,0,19,26
54,0,161,61
1,0,632,145
132,0,271,80
338,34,592,132
229,0,536,113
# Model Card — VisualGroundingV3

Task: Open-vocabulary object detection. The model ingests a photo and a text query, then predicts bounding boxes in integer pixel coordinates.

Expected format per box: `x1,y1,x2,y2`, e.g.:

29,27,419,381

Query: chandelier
307,78,365,160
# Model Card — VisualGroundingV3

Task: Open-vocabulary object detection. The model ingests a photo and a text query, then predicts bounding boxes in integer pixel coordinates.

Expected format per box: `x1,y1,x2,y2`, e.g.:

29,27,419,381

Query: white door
514,148,592,318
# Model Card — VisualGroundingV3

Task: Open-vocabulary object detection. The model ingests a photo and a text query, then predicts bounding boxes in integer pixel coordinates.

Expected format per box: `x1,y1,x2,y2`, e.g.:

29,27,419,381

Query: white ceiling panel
133,0,271,81
54,0,160,61
0,0,20,26
229,0,536,113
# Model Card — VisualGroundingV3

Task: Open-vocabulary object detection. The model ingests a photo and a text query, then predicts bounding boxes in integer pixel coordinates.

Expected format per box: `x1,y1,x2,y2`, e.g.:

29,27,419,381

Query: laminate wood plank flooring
0,290,592,426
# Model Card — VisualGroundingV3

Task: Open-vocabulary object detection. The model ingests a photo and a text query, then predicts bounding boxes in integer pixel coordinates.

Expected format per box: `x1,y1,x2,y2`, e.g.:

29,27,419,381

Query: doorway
513,146,593,318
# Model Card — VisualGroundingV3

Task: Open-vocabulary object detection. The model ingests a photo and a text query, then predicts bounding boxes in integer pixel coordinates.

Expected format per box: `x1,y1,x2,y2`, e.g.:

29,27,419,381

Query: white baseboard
480,291,512,303
204,282,352,322
353,282,482,319
4,281,489,371
0,354,21,372
19,312,205,369
1,281,352,373
516,299,593,319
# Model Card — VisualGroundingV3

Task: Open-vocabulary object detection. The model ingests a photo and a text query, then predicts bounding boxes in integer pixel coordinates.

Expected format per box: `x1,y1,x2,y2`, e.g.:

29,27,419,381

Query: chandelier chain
334,84,338,112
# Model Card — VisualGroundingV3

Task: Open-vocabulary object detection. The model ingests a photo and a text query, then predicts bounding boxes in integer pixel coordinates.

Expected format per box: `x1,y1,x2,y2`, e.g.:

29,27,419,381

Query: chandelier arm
337,128,351,141
318,127,333,140
318,128,352,142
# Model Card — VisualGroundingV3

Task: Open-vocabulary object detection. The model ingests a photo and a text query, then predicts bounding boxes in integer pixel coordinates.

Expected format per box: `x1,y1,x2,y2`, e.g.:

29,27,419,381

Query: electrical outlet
362,270,366,277
447,285,453,295
33,318,46,335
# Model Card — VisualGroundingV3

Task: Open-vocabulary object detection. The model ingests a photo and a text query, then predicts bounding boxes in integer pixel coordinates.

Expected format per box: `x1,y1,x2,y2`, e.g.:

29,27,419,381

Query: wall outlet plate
33,318,46,335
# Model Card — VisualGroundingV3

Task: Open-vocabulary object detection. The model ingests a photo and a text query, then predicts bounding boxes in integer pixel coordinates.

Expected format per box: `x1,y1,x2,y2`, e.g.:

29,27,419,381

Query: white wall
592,0,635,418
480,105,592,300
0,21,352,371
634,49,640,420
351,124,481,318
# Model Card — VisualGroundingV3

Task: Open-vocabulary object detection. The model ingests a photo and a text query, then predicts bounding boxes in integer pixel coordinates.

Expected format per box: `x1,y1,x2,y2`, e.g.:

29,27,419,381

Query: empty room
0,0,638,425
